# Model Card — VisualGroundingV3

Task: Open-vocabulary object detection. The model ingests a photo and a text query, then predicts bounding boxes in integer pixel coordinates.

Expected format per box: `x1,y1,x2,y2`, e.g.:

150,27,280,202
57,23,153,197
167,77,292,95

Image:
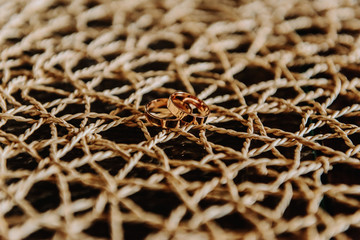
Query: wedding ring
145,98,190,128
167,92,210,125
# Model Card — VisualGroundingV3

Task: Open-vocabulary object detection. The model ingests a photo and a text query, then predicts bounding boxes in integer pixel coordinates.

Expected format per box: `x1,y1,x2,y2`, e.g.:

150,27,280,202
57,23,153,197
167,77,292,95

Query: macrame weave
1,0,360,239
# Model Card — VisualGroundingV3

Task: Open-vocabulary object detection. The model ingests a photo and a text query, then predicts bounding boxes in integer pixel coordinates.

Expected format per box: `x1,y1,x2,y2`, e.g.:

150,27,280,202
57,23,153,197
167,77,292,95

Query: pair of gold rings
145,92,210,129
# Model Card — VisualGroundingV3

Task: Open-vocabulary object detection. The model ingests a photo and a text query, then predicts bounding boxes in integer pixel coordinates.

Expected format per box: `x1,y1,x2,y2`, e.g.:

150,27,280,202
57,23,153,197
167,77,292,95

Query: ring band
167,92,210,125
145,98,190,128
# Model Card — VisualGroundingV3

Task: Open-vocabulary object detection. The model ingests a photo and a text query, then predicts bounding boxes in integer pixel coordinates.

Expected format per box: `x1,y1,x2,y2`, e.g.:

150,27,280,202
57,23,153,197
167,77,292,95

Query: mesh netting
1,0,360,239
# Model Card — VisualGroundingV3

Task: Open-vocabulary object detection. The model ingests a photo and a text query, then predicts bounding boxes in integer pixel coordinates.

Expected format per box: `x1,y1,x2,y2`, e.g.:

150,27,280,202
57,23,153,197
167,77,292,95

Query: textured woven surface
1,0,360,239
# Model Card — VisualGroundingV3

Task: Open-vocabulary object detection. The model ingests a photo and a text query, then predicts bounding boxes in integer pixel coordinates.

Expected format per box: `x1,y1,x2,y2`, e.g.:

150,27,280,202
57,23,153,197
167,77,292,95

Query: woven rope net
1,0,360,239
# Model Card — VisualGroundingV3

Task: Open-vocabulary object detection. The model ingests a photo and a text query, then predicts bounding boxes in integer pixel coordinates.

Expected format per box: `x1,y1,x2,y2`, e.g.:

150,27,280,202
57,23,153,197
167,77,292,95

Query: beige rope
1,0,360,239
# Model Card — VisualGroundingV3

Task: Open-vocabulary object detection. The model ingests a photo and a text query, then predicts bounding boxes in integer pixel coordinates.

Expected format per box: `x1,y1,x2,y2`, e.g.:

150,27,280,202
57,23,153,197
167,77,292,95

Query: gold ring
145,98,190,128
167,92,210,125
